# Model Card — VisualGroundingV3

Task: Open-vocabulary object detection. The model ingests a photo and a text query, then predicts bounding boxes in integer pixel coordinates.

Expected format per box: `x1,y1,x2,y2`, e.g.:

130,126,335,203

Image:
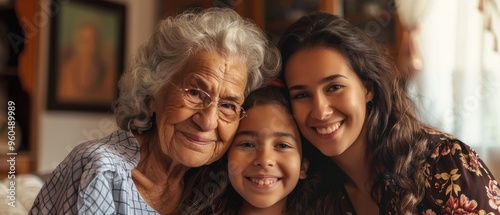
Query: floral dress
334,128,500,215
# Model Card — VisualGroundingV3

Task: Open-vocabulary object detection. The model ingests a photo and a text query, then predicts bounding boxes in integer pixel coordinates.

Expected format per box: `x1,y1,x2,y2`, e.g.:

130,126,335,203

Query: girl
278,12,500,215
227,86,310,215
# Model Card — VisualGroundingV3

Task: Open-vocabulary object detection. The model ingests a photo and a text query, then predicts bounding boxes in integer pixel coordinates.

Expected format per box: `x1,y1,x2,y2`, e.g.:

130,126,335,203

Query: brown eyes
290,84,344,100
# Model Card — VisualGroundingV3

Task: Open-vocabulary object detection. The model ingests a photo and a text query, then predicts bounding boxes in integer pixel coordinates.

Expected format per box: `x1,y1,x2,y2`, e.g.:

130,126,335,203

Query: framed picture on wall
46,0,126,112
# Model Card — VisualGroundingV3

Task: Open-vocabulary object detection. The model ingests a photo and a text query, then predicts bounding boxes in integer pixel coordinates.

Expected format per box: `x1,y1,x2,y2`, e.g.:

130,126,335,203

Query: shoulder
422,127,477,164
64,129,140,172
420,127,500,214
58,129,140,187
422,127,487,177
422,126,460,147
30,130,142,214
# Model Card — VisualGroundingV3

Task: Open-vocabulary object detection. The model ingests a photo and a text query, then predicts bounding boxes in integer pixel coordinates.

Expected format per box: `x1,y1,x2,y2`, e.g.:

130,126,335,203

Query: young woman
278,12,500,215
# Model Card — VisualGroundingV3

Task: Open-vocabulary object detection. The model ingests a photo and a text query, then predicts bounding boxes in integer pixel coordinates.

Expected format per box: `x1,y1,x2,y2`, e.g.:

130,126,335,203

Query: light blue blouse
29,130,159,214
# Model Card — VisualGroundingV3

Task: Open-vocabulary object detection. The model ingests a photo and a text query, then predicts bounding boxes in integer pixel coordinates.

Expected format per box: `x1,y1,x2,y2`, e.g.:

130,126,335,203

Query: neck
239,200,285,215
331,126,372,191
132,131,190,214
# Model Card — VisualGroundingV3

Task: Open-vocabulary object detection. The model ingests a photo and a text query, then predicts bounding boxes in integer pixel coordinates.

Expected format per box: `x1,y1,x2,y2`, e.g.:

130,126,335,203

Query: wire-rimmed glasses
169,82,246,122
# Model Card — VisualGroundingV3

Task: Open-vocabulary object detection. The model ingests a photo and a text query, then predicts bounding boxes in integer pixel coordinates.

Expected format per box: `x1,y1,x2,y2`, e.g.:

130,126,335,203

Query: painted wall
36,0,158,174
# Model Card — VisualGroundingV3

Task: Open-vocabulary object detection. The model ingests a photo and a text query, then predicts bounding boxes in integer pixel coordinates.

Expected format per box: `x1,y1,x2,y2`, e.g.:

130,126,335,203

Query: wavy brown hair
278,12,430,214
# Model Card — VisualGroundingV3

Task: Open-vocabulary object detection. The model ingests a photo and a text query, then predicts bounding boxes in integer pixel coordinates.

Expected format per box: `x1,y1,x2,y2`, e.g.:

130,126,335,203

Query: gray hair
114,7,281,132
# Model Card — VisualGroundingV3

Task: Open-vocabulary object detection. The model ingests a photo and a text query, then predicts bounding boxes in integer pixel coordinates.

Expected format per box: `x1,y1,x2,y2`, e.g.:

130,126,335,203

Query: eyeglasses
169,82,246,122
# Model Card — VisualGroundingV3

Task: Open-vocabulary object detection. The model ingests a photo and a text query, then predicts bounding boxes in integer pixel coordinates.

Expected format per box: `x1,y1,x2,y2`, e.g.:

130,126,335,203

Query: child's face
228,104,307,211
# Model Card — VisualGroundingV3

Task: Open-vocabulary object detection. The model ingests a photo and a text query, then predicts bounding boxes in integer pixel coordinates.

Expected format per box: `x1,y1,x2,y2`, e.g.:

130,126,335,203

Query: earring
141,112,155,133
367,100,374,109
138,121,152,134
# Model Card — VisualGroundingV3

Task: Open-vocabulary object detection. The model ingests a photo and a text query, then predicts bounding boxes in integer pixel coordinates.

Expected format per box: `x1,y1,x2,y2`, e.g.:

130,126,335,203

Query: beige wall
36,0,159,174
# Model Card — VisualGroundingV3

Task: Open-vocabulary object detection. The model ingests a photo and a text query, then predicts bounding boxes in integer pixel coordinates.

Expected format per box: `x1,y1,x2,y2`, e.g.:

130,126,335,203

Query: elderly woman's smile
150,51,248,167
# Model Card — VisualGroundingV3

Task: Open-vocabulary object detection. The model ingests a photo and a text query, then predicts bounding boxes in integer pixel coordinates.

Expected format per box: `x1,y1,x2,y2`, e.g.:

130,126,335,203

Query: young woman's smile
285,47,373,157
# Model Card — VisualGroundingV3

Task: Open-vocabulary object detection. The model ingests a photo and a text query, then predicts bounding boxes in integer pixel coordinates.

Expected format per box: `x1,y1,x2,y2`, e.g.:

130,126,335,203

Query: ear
299,158,309,179
363,81,374,102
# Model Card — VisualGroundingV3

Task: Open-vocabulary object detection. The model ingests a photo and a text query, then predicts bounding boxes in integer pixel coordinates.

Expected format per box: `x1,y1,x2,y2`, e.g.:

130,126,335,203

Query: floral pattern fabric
336,128,500,215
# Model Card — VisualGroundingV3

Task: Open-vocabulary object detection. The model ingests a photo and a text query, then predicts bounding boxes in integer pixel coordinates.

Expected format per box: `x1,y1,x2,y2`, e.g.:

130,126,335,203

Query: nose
310,94,333,120
192,105,218,131
253,147,275,167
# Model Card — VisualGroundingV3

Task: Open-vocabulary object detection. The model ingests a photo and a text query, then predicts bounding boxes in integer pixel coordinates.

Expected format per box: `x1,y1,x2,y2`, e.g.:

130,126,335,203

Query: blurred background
0,0,498,182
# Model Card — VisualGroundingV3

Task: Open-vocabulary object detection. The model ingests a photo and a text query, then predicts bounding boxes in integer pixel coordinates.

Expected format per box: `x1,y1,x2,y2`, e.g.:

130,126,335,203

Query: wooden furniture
162,0,401,58
0,153,31,177
233,0,340,41
342,0,403,56
0,0,40,176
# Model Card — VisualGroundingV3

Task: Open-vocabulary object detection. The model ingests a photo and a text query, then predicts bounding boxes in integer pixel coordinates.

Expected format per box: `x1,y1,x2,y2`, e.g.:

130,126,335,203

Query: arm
29,142,120,215
28,159,80,214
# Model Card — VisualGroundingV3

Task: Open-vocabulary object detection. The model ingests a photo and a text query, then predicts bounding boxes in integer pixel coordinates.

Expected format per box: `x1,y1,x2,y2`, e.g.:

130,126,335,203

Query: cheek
227,152,247,177
291,103,308,126
286,155,303,176
218,122,239,144
342,93,367,119
209,122,239,159
155,94,192,124
155,104,195,153
156,107,193,138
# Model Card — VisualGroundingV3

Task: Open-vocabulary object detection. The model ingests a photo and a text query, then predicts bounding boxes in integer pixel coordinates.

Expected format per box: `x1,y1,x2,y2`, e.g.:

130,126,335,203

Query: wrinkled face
228,104,307,211
284,48,372,157
151,51,248,167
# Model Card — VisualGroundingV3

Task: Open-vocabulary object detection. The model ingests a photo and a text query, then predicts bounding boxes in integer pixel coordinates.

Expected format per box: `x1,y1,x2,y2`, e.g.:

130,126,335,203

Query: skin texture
133,51,248,214
152,51,248,167
285,47,372,159
284,47,377,215
228,104,308,215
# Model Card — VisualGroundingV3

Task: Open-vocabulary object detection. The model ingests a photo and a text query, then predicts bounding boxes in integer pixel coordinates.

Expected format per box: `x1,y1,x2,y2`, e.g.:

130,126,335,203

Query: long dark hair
278,12,430,214
180,86,338,214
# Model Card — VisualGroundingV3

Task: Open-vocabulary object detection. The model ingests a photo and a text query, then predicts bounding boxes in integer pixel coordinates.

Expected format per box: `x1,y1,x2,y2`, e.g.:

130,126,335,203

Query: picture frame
46,0,126,112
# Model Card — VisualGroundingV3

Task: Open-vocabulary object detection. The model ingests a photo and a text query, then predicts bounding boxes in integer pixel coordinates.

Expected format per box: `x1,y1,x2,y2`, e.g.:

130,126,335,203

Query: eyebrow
235,130,298,142
288,74,348,91
193,79,244,102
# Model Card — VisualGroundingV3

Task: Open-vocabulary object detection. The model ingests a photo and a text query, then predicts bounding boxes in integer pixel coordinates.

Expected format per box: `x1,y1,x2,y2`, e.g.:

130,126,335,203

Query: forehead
285,48,359,84
238,104,299,137
173,51,248,100
182,51,247,79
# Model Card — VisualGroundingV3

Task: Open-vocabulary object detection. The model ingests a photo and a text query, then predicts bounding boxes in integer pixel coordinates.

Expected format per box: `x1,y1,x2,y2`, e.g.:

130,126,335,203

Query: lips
179,131,215,145
314,121,343,135
247,177,280,186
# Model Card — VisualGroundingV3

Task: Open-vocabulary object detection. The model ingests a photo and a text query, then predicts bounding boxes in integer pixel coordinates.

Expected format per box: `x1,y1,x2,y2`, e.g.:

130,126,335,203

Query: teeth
316,122,342,134
250,177,278,186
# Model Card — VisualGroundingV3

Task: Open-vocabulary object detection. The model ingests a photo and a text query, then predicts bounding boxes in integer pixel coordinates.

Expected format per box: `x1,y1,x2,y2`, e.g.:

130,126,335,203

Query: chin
314,145,345,157
247,199,277,209
178,157,210,167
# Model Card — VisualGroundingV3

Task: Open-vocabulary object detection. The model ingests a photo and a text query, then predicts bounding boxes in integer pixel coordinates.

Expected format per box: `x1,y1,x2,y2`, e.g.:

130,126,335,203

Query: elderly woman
29,8,280,214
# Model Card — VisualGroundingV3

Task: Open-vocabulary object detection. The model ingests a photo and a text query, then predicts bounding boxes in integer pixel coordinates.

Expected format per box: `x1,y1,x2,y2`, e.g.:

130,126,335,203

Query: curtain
409,0,500,147
396,0,433,29
395,0,433,72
